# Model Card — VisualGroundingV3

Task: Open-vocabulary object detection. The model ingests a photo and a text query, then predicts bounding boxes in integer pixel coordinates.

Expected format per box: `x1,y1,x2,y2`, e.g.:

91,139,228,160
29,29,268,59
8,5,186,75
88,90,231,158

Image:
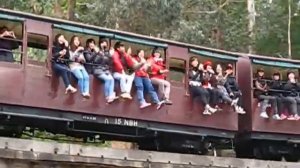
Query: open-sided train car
235,55,300,161
0,8,242,154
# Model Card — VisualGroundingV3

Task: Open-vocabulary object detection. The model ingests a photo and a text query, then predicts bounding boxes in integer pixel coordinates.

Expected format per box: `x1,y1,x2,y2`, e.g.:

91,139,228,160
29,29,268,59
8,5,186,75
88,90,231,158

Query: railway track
0,137,298,168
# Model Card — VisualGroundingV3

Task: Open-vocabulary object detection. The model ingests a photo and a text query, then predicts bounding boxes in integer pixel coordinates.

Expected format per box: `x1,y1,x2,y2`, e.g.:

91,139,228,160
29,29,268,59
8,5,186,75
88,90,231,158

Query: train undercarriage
0,104,299,161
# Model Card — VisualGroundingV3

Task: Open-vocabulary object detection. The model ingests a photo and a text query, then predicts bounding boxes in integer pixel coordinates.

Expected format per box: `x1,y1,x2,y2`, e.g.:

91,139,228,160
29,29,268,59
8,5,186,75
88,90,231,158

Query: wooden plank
0,137,298,168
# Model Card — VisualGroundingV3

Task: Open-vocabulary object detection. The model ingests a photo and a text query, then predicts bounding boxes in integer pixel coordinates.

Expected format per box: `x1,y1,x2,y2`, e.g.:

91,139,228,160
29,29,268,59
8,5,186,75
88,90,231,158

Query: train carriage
0,8,240,154
236,55,300,161
0,8,299,161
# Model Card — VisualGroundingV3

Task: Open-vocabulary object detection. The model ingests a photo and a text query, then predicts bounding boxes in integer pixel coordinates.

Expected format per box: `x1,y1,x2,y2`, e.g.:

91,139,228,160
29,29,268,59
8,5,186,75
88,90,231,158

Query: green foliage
1,0,300,59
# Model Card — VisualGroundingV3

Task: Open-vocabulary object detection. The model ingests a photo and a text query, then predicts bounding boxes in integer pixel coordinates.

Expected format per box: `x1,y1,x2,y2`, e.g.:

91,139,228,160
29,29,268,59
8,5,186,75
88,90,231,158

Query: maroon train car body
0,8,299,160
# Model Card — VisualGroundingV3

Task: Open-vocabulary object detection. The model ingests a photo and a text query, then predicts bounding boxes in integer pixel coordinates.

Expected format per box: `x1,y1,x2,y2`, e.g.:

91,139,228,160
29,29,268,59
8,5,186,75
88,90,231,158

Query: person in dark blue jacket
0,26,19,62
268,72,284,120
254,68,277,119
282,71,300,120
224,64,245,114
52,34,77,94
84,38,118,103
188,57,217,115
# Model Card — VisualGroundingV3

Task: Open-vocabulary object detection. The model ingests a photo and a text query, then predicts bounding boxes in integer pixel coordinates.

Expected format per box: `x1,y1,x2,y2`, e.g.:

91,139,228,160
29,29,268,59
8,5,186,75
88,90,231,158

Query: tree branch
183,0,230,14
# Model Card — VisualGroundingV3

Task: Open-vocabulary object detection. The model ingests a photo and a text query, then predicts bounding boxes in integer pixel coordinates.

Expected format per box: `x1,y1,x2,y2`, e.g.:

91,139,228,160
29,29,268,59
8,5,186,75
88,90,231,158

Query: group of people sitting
51,34,172,109
188,57,246,115
255,68,300,120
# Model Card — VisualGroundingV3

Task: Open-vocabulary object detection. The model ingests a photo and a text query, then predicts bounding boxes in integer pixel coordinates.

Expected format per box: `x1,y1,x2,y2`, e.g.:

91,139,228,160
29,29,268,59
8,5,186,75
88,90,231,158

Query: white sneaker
231,98,239,106
203,109,212,115
65,85,77,94
120,93,132,100
82,92,90,99
140,102,151,109
208,106,217,113
106,95,119,103
156,100,165,110
272,114,281,120
260,112,269,119
235,106,246,114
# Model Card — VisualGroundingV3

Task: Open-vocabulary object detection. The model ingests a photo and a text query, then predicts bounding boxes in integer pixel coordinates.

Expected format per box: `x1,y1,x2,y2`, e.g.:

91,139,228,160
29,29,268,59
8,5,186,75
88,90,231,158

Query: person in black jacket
254,68,277,119
268,72,284,120
224,64,246,114
282,71,300,120
52,34,77,94
83,39,98,74
84,38,118,103
0,26,19,62
188,57,217,115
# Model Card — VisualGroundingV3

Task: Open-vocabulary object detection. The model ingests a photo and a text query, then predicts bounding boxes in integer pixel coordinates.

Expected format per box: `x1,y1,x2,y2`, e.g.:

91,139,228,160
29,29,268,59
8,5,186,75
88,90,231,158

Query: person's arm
125,53,144,70
224,79,233,94
52,46,63,61
112,52,124,72
84,50,96,63
255,80,266,91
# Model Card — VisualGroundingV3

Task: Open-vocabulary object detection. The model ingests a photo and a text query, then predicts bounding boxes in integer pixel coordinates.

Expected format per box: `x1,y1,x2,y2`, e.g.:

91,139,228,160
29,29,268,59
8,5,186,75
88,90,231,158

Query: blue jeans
95,73,115,98
52,63,71,88
71,67,89,94
134,76,160,104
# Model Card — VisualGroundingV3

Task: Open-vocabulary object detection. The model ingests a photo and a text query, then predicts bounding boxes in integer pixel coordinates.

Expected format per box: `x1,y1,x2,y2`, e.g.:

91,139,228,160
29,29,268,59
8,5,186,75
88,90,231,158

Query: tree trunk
68,0,76,21
53,0,64,18
247,0,256,54
288,0,292,59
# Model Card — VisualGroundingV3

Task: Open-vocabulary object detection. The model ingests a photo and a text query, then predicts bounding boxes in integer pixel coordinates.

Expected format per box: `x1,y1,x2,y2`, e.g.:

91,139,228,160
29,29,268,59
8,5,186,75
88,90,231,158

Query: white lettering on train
82,115,97,121
104,118,138,127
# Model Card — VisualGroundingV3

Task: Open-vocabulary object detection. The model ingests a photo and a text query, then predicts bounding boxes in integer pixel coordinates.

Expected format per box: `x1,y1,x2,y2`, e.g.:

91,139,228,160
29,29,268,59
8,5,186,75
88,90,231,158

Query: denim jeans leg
134,77,145,104
143,78,160,103
72,68,84,93
100,73,115,97
81,68,89,94
52,63,71,88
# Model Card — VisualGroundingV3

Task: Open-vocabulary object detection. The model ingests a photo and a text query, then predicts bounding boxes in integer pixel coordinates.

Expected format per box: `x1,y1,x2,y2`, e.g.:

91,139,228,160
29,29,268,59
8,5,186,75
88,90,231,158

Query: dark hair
100,38,108,45
257,68,264,73
287,71,295,78
86,38,95,48
70,35,81,51
114,41,124,50
0,26,8,34
99,38,108,50
189,57,198,66
152,47,160,55
273,72,281,78
53,34,63,46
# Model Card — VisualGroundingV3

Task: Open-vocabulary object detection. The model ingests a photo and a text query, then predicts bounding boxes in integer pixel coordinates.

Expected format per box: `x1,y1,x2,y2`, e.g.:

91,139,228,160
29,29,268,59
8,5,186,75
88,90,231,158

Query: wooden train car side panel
237,56,300,136
236,56,253,132
0,45,237,134
0,63,25,103
251,101,300,136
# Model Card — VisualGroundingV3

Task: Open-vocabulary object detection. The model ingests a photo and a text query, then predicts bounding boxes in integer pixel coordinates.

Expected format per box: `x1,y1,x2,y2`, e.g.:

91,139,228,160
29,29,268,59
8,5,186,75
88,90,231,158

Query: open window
251,58,300,97
53,29,100,48
169,58,186,85
27,33,48,66
0,18,24,65
189,48,238,76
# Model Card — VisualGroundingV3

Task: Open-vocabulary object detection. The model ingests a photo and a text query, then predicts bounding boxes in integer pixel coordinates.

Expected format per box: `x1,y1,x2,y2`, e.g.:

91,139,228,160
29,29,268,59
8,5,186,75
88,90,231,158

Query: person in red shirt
112,41,144,99
148,49,172,105
132,50,164,109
